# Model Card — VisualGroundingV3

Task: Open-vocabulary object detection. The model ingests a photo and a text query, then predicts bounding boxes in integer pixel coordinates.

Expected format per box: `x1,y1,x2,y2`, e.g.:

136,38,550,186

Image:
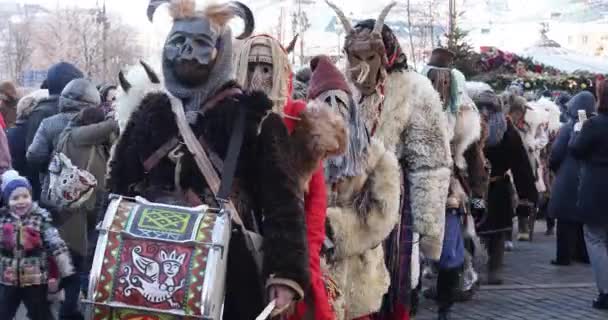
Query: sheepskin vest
363,70,452,260
324,138,401,319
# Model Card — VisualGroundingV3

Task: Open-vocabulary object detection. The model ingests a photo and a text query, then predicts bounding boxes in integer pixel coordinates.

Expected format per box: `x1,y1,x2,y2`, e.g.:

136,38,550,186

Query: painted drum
85,195,231,320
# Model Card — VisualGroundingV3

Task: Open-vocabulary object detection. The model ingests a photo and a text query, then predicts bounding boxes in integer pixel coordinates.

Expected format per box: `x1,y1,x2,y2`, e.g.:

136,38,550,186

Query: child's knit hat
1,170,31,203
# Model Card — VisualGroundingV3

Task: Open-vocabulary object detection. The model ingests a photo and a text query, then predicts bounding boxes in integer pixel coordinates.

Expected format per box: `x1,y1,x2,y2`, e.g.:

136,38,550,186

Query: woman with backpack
53,106,118,319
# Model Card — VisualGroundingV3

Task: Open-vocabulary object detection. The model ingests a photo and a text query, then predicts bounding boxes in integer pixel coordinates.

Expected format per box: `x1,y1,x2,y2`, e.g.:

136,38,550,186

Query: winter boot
487,270,504,285
437,310,452,320
593,294,608,310
487,234,505,285
517,217,530,241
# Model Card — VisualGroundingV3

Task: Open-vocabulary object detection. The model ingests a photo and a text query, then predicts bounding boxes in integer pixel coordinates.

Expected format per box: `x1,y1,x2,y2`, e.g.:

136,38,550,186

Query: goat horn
325,0,353,34
229,2,255,40
373,2,396,34
147,0,169,22
118,71,131,93
139,60,160,84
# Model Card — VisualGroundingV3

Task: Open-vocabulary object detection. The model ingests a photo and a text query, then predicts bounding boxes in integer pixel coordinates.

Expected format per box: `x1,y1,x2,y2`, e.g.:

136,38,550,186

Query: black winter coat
481,121,538,233
570,112,608,226
6,119,27,173
548,122,583,222
7,119,41,201
25,96,59,149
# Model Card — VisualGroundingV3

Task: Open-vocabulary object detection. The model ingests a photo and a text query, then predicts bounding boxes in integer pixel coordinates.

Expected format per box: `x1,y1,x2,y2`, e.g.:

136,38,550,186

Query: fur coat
324,138,401,319
108,76,327,319
365,70,452,260
283,100,335,320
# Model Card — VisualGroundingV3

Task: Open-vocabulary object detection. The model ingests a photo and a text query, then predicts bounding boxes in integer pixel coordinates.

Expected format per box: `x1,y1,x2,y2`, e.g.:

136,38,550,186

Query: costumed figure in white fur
530,97,562,235
304,55,400,320
326,2,452,319
422,49,488,317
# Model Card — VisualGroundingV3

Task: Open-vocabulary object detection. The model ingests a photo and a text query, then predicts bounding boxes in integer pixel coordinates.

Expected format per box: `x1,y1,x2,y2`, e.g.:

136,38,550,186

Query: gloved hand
59,273,79,290
574,121,583,132
22,226,42,252
2,224,15,250
470,198,486,220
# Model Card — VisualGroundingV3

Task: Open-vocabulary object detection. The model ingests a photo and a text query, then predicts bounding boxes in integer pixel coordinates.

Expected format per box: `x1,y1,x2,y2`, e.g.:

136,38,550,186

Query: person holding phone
548,91,596,266
569,80,608,310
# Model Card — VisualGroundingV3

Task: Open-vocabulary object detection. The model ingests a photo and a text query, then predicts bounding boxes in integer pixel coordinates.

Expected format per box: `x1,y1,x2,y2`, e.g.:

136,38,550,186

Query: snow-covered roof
520,37,608,74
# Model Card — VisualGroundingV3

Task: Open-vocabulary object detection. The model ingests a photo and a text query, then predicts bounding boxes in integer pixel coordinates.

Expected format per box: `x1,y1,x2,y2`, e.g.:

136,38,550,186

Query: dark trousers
556,220,589,264
539,197,555,230
0,284,54,320
60,250,85,320
546,217,556,231
437,265,463,313
485,232,505,277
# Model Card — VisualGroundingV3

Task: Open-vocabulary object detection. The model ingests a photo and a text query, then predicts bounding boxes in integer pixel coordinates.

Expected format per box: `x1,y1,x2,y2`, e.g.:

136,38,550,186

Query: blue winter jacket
548,91,596,221
570,111,608,226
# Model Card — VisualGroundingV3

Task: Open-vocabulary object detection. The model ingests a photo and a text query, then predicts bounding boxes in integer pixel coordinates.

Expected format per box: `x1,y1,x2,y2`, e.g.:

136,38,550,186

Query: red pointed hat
307,55,351,100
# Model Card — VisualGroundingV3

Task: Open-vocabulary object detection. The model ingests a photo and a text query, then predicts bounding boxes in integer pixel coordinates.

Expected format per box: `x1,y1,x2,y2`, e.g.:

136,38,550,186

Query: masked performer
234,35,335,320
326,2,452,319
467,86,538,285
499,93,541,243
300,55,401,320
423,48,487,317
108,1,345,319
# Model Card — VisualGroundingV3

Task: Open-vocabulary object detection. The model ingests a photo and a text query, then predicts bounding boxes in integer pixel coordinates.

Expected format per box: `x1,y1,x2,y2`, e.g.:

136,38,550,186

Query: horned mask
147,0,254,88
326,1,396,96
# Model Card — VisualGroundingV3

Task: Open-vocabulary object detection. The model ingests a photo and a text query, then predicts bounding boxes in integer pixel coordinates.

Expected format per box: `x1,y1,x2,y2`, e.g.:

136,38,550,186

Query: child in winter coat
0,170,76,320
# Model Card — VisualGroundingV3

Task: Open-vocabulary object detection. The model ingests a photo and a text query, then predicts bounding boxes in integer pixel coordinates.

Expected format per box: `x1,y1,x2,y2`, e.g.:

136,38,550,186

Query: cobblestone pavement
416,222,608,320
14,222,608,320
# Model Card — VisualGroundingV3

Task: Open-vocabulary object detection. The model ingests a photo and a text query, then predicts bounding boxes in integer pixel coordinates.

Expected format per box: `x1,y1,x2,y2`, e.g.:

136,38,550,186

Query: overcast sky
5,0,567,26
1,0,593,52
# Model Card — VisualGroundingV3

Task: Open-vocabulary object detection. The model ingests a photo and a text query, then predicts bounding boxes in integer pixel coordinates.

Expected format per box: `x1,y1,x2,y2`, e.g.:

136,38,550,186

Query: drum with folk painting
86,195,231,320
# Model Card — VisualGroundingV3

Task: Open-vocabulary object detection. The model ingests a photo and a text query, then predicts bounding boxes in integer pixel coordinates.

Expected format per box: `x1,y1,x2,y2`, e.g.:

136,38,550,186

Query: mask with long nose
245,42,274,95
326,1,397,97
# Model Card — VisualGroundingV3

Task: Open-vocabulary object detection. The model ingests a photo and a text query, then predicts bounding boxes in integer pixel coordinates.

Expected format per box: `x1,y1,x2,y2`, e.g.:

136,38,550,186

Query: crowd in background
0,62,118,320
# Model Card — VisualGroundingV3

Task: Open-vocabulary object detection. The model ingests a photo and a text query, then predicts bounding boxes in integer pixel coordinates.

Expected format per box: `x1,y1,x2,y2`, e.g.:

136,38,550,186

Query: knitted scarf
163,30,234,115
325,92,370,184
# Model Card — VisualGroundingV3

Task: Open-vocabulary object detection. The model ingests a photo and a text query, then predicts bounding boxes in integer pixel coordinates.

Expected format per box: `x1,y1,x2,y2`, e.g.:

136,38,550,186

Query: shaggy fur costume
448,94,482,171
113,63,165,132
521,102,551,192
324,138,401,319
531,97,562,134
107,73,346,318
358,70,451,260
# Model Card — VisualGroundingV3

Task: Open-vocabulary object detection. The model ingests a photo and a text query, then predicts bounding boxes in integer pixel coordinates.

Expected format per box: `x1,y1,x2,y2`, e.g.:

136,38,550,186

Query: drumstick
255,299,277,320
